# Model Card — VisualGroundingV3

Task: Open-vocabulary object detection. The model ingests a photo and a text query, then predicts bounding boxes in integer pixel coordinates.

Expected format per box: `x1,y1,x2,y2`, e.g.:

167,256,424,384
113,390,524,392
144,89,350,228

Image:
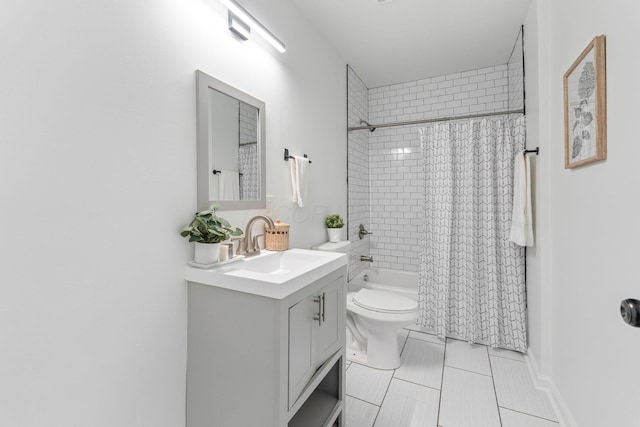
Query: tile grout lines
498,406,558,424
346,333,553,427
488,349,504,427
346,394,382,409
390,376,441,393
443,364,492,378
435,336,448,427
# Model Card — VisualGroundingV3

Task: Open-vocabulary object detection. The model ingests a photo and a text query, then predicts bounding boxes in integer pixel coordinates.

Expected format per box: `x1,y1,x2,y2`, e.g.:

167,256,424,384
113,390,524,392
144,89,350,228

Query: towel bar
212,170,243,176
284,148,312,163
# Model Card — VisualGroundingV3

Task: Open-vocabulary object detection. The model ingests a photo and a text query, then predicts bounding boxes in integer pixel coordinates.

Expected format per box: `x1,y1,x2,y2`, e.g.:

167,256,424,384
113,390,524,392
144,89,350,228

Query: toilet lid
352,288,418,314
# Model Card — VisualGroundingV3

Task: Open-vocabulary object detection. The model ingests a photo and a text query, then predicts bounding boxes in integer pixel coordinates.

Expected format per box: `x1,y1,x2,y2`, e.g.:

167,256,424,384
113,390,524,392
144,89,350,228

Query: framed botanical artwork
563,35,607,169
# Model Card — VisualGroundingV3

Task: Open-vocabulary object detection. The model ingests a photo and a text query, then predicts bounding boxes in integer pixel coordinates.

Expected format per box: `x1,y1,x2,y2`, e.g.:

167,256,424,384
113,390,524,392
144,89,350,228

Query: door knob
620,299,640,327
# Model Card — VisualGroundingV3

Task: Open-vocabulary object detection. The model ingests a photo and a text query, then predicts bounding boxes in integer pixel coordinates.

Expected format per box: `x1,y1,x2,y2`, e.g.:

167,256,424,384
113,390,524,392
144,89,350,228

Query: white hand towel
509,151,534,246
289,156,310,208
218,170,240,201
289,158,298,205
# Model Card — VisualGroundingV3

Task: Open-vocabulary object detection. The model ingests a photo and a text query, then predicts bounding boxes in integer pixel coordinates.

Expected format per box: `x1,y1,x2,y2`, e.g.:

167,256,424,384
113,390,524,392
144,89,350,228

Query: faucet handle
231,236,245,256
359,224,373,240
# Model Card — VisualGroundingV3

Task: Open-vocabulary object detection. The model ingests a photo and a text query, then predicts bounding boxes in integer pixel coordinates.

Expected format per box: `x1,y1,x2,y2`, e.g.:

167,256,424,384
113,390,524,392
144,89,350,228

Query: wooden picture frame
563,35,607,169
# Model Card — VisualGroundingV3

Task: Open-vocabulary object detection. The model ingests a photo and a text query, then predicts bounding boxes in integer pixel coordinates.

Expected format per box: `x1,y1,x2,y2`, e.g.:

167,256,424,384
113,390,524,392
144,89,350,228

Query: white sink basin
185,248,347,299
228,250,329,275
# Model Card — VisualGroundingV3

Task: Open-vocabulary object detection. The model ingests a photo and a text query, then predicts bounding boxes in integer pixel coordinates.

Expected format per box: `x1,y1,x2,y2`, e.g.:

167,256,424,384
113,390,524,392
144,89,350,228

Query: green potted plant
325,214,344,243
180,204,243,264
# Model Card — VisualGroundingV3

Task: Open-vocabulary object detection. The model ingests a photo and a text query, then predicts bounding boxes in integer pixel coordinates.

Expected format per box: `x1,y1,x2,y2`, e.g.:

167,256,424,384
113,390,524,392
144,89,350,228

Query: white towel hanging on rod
509,150,534,246
289,156,310,207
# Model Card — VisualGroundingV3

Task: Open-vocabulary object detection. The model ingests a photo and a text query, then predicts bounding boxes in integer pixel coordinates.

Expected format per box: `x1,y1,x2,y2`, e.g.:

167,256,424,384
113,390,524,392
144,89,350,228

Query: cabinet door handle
314,296,322,326
321,292,326,323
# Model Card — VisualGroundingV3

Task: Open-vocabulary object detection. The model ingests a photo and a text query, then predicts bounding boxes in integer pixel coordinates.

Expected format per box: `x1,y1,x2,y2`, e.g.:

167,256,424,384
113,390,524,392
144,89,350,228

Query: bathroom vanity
185,249,347,427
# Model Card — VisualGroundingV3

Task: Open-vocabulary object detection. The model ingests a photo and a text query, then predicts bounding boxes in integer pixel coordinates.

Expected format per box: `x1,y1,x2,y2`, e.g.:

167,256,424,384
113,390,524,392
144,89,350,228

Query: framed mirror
196,70,266,211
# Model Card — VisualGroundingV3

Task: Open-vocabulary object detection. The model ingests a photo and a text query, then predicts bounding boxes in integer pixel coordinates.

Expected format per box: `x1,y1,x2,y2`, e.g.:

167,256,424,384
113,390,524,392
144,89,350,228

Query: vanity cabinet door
288,295,316,408
288,274,345,409
315,276,344,365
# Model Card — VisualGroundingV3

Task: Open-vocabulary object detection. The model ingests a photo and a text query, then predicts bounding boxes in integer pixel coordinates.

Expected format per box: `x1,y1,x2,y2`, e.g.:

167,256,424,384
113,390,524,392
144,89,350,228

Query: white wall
526,0,640,425
507,28,524,111
0,1,346,425
523,0,548,380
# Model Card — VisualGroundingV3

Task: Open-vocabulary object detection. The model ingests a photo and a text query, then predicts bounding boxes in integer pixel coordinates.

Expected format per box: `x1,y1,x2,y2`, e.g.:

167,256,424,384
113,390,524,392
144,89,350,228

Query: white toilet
311,241,420,370
346,289,418,369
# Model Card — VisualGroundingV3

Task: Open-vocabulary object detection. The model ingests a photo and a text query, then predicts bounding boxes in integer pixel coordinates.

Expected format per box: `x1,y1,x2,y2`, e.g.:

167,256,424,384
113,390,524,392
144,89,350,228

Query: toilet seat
351,289,418,314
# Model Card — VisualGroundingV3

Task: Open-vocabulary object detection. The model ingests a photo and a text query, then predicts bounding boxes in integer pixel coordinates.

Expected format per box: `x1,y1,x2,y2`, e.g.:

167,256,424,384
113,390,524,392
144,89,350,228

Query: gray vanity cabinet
187,265,346,427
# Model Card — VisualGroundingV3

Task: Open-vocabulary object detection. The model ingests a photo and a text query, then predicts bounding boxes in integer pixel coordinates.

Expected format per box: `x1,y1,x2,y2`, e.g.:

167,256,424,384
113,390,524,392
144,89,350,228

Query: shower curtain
417,115,527,352
238,143,258,200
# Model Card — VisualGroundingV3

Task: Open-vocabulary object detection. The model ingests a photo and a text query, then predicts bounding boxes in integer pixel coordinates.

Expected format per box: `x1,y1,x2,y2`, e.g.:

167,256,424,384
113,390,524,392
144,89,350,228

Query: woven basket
265,220,289,251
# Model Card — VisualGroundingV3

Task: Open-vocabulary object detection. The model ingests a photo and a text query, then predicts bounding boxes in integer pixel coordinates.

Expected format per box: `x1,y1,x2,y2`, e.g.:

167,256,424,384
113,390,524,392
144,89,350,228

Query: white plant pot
194,242,221,264
327,228,342,243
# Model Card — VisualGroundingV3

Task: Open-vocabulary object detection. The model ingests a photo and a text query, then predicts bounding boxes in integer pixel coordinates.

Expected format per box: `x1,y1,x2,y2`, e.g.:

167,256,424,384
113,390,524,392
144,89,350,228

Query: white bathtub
348,267,418,301
350,268,519,349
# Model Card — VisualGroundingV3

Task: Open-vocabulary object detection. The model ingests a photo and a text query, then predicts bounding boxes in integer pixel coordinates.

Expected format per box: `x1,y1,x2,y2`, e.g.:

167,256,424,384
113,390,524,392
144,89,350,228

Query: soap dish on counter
188,255,245,269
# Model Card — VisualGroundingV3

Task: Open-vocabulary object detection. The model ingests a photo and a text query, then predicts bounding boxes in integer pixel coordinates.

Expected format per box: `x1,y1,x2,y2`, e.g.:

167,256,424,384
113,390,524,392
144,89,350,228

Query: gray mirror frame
196,70,266,211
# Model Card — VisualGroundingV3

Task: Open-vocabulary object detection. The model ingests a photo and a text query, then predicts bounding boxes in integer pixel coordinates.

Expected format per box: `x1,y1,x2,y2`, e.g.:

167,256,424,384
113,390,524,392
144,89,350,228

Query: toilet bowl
346,288,419,370
310,240,419,370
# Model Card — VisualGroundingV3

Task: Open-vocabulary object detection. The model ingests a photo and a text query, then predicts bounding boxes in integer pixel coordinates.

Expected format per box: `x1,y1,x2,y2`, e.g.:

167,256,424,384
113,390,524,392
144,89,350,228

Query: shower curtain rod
347,109,525,131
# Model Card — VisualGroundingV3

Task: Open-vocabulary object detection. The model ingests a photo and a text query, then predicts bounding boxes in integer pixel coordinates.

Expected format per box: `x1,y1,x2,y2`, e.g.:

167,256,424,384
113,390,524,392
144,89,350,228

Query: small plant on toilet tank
180,204,242,264
325,214,344,243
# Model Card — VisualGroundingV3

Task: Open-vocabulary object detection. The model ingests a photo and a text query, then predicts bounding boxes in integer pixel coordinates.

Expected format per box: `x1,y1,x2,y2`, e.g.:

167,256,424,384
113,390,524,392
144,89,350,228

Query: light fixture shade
228,12,250,41
218,0,286,53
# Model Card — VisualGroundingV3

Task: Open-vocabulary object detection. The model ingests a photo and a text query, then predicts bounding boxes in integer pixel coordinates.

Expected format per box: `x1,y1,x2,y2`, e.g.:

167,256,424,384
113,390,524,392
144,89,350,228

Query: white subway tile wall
347,66,370,280
239,102,258,145
368,64,516,272
239,103,259,200
508,29,525,111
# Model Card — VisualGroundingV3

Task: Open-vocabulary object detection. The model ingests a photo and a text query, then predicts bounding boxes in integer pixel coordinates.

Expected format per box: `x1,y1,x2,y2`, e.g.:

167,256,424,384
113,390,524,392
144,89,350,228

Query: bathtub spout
360,255,374,262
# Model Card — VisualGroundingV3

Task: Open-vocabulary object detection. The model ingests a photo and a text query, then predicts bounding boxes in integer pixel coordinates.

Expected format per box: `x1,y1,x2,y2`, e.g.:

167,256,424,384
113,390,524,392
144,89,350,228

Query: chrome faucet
244,215,276,256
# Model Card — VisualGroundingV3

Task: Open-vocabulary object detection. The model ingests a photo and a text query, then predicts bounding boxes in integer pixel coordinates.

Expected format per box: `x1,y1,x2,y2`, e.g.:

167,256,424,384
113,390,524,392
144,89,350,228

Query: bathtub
350,268,519,350
348,267,419,301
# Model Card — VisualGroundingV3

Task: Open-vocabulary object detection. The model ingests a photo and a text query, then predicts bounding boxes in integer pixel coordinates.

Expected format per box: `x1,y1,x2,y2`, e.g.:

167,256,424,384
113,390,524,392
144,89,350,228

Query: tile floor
345,327,559,427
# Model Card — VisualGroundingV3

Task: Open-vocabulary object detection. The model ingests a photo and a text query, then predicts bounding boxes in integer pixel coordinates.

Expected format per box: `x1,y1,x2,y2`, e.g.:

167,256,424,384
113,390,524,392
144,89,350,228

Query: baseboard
524,351,578,427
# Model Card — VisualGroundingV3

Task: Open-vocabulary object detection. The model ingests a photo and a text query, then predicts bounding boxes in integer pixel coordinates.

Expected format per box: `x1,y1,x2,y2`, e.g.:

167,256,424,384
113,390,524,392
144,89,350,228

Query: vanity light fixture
228,12,250,41
218,0,286,53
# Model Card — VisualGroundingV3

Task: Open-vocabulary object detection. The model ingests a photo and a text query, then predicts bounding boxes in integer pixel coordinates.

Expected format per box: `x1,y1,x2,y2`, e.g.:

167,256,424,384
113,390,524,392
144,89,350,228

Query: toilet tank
311,241,351,276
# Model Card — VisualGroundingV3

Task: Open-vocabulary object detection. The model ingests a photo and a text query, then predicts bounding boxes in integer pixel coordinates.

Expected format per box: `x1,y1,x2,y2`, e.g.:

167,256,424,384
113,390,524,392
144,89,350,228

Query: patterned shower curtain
417,115,527,352
238,143,258,200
